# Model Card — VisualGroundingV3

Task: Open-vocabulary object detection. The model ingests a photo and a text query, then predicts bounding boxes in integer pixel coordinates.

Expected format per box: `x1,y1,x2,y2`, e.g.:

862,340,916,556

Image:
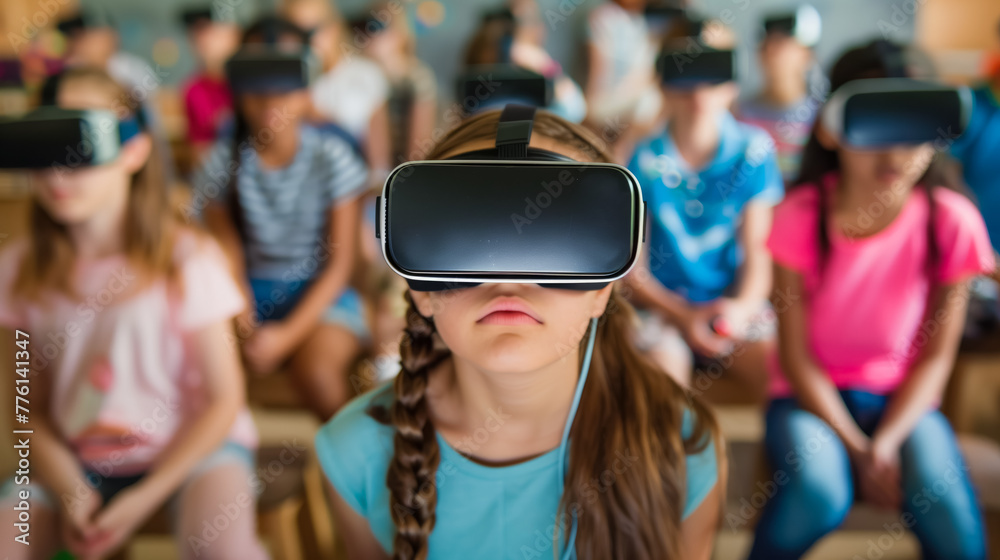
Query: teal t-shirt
315,382,718,559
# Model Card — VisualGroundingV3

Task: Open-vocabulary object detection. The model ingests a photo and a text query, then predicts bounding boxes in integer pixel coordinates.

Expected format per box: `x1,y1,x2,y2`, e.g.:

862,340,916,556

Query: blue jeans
748,390,987,560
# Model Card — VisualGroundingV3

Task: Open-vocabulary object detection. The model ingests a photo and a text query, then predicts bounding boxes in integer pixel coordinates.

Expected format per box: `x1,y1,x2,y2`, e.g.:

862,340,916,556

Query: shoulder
927,187,995,280
679,404,720,520
170,227,245,328
931,186,984,223
315,383,396,514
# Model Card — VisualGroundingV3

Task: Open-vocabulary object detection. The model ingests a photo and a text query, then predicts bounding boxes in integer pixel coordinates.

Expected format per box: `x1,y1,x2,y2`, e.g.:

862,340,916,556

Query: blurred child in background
748,41,993,560
352,3,437,165
463,7,587,122
56,9,177,184
180,6,241,164
0,68,265,559
627,40,782,396
195,17,369,421
584,0,660,140
58,9,159,97
283,0,392,186
737,5,825,185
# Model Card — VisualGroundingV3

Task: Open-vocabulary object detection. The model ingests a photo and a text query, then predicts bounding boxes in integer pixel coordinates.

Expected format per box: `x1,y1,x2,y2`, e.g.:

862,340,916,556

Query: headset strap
496,104,536,159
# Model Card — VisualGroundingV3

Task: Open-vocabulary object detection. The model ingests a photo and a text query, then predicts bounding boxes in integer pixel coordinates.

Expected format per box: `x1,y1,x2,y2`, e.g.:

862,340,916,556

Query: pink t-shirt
0,231,257,476
183,74,232,144
767,173,995,397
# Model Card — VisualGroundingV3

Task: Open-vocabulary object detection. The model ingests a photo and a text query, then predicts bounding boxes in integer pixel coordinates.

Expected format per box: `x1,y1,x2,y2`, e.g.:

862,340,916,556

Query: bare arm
681,483,721,560
733,201,774,305
873,281,969,450
365,103,393,189
408,97,438,162
325,481,389,560
278,200,360,347
774,264,869,454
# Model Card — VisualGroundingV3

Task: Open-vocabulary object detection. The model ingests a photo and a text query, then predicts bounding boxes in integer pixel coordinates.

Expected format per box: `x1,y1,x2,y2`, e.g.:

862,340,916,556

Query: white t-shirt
586,2,660,122
311,56,390,140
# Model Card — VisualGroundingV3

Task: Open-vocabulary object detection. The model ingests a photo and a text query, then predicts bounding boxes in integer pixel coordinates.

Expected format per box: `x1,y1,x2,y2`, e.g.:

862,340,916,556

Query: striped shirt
194,125,368,279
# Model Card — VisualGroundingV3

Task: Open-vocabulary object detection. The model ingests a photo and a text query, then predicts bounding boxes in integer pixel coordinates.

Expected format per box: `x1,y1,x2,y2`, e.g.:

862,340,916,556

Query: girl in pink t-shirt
748,41,994,560
0,68,266,559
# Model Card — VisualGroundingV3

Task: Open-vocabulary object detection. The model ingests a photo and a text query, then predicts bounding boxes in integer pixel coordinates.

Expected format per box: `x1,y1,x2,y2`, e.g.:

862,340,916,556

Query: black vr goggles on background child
821,78,971,149
457,65,553,115
225,46,318,94
657,45,736,88
377,104,646,292
0,107,143,170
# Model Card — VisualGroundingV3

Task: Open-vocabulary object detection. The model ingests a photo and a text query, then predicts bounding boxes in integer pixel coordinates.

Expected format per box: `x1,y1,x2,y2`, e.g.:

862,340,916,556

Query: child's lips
476,297,543,325
478,310,542,326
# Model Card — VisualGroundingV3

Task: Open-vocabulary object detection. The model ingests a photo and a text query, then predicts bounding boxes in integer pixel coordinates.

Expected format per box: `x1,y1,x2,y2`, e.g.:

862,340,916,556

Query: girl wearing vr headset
748,41,994,559
194,17,369,421
0,68,266,559
315,110,724,560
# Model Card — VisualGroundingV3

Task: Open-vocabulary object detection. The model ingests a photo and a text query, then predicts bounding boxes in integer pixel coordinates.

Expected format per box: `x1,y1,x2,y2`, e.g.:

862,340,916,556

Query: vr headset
57,9,116,35
657,45,736,88
0,107,143,170
762,5,822,48
377,105,645,291
225,47,318,94
457,65,552,114
821,78,971,149
180,5,236,28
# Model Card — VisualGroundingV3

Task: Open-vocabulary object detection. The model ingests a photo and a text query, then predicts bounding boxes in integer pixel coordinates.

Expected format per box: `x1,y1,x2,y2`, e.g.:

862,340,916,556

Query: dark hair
794,39,963,276
241,15,311,46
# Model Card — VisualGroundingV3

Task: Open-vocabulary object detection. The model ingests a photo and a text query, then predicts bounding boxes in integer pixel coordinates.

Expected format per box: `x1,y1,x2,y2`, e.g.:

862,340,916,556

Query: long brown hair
794,40,965,276
371,110,725,560
14,67,177,301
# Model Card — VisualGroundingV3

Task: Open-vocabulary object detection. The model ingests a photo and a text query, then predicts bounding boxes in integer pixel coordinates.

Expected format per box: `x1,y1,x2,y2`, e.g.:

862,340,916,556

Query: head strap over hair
495,104,536,159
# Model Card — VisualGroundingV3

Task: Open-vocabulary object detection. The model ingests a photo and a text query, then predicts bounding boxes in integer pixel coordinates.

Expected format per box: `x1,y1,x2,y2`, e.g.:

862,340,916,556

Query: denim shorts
249,277,370,341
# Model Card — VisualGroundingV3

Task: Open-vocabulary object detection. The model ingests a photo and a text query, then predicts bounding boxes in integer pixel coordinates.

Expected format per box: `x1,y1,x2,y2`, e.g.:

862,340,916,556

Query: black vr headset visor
657,45,736,89
377,105,645,292
225,47,317,94
457,65,553,115
0,107,143,170
821,78,971,149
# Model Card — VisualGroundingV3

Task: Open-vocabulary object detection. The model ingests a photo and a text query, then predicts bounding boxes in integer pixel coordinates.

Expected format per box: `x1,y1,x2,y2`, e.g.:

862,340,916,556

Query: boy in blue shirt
627,42,783,399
